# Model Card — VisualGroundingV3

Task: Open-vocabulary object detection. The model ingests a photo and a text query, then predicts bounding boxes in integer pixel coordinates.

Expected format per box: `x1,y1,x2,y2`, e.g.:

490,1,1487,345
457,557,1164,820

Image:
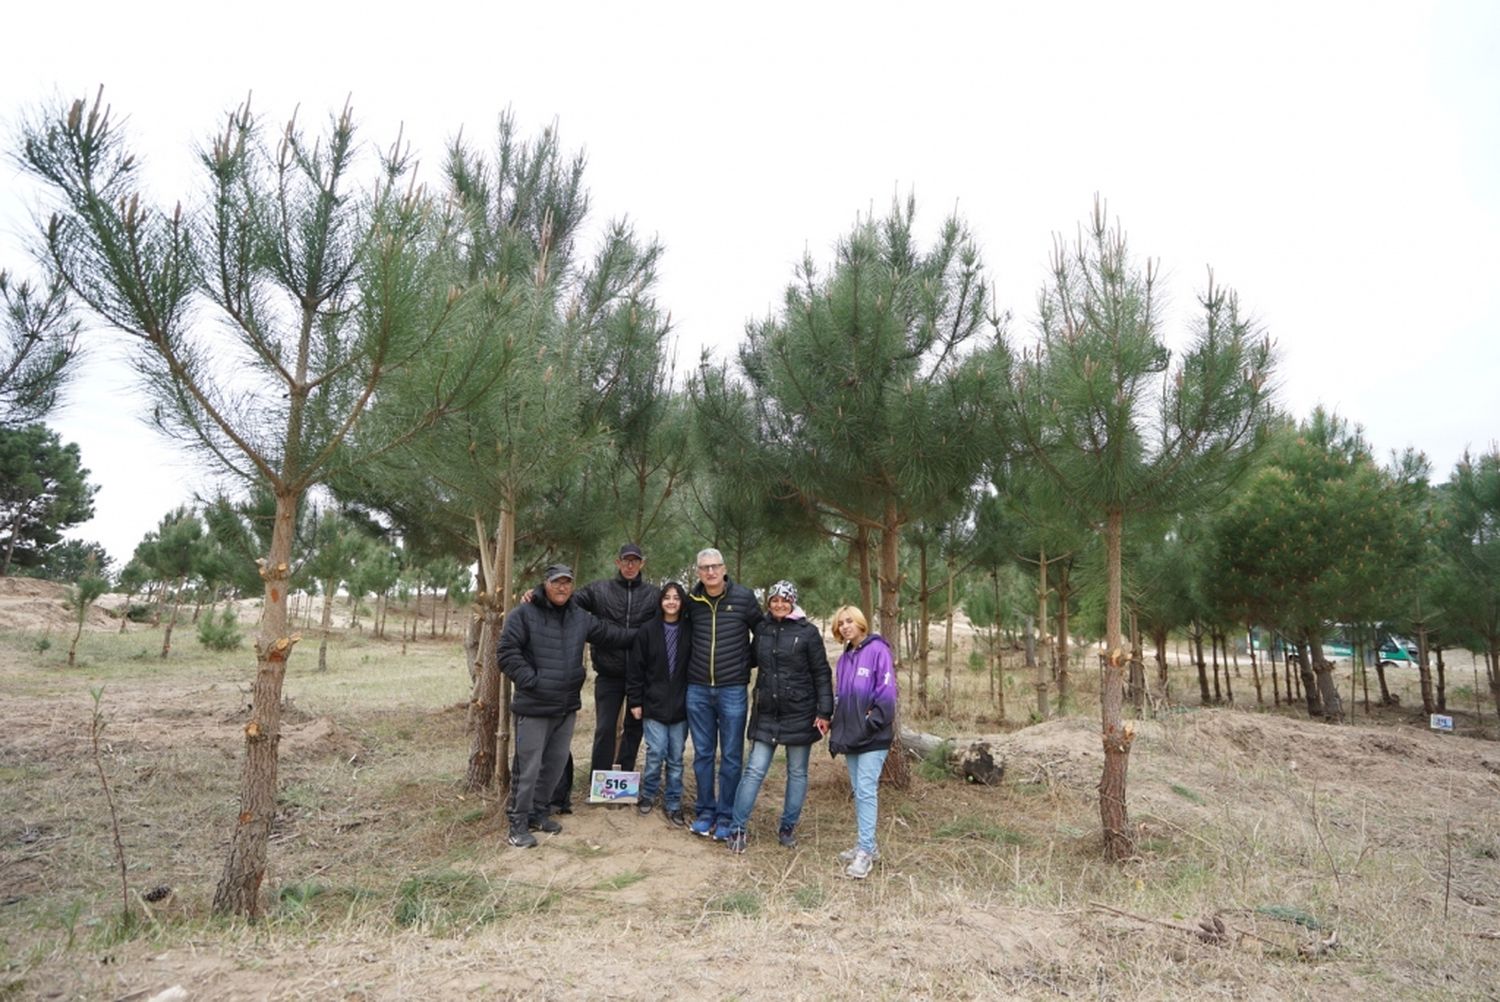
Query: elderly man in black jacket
499,564,637,848
684,547,763,839
574,543,662,776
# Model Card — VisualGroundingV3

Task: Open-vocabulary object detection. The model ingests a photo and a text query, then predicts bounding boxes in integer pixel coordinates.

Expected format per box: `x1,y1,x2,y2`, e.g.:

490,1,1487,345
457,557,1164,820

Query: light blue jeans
640,717,687,810
843,748,888,853
729,740,810,833
686,684,747,823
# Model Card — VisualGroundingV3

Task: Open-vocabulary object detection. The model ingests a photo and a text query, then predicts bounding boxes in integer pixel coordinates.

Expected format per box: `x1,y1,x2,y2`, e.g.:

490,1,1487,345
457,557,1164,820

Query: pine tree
19,91,497,917
1007,198,1275,860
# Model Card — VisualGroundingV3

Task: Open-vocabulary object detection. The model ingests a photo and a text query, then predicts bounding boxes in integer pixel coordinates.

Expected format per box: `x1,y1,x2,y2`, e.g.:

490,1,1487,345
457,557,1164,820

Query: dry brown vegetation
2,578,1498,1000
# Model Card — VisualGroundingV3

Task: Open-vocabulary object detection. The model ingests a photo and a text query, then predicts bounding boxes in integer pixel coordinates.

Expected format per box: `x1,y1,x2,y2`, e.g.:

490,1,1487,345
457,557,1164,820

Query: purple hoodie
829,633,897,755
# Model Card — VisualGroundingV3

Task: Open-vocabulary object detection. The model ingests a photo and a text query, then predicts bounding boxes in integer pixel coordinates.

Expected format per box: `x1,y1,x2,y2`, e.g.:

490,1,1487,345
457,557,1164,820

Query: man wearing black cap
571,543,661,777
498,563,638,848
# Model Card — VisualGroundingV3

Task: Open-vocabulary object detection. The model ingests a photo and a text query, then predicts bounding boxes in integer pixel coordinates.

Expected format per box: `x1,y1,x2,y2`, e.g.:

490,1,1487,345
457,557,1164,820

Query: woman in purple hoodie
828,604,897,879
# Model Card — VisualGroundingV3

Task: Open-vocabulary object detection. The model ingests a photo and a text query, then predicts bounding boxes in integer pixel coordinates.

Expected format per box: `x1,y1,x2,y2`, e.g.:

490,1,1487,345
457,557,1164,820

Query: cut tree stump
900,728,1006,785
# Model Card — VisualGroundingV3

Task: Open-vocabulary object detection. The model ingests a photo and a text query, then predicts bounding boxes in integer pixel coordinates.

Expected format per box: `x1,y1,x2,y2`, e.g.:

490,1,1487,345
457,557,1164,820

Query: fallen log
900,728,1006,785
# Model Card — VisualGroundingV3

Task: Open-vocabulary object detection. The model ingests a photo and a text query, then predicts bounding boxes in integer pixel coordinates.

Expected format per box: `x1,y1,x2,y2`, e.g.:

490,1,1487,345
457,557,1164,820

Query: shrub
197,607,244,651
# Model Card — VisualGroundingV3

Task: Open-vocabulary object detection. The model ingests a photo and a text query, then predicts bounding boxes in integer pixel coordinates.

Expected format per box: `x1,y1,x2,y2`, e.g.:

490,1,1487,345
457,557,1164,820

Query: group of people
497,545,898,879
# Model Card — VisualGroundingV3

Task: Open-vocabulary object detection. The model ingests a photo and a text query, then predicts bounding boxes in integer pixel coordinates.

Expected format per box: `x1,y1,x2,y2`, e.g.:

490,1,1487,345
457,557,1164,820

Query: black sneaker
666,808,687,828
528,816,562,834
553,802,574,816
777,824,798,848
726,830,748,854
507,822,538,848
636,798,655,816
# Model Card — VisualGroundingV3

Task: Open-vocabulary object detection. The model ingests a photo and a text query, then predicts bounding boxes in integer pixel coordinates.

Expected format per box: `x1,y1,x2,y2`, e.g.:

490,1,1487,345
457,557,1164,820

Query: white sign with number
589,769,641,804
1430,713,1454,732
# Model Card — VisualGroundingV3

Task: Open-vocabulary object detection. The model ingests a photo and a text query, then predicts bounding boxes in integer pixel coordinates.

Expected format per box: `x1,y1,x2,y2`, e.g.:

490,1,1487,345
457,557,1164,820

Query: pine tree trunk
318,579,334,673
1435,646,1447,713
1034,549,1051,720
1099,509,1133,862
160,578,184,658
943,559,955,711
1026,614,1044,720
876,511,909,789
1127,609,1145,713
1194,625,1210,704
1416,620,1436,714
1152,626,1170,705
465,603,503,790
916,538,930,715
1246,623,1264,705
1307,635,1341,720
212,489,299,918
1054,566,1072,715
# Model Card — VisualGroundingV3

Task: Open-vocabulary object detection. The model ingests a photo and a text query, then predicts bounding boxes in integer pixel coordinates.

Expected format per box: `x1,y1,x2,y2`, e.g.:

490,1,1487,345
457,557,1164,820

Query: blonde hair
831,605,869,642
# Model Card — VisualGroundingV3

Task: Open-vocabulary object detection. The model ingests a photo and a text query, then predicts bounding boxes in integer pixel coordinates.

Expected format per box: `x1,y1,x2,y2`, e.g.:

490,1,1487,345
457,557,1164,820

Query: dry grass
1,593,1497,1000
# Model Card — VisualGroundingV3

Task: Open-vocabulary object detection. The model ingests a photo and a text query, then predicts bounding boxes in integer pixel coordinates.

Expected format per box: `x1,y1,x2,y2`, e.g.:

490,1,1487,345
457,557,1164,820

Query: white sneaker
844,849,875,879
838,846,879,864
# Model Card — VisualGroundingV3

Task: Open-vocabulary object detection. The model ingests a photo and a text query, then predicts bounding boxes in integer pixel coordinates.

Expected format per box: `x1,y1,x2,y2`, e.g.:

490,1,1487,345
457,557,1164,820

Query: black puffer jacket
747,614,834,746
498,585,637,717
574,573,661,679
626,617,690,724
684,577,763,687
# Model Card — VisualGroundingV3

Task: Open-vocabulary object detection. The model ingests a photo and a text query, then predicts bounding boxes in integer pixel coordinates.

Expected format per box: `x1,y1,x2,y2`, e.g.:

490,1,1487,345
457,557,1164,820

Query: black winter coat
747,615,834,746
684,577,762,687
573,573,661,679
626,617,690,724
498,585,637,717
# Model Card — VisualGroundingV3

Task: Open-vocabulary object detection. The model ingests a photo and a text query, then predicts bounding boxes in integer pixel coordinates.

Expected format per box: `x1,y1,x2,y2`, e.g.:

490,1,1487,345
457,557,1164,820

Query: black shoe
528,816,562,834
777,824,798,849
507,822,537,848
552,802,573,816
636,798,656,816
666,808,687,828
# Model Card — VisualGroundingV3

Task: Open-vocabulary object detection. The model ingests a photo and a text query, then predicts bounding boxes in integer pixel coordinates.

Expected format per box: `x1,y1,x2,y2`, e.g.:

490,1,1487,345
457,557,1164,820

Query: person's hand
519,590,534,604
630,706,643,720
814,717,830,736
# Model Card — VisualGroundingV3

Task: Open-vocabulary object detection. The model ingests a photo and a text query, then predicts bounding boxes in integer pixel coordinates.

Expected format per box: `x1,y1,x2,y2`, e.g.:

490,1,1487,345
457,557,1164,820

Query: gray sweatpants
508,712,576,825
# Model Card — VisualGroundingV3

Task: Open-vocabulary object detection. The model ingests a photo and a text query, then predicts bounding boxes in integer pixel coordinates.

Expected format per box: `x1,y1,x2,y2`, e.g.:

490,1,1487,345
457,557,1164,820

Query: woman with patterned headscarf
724,580,834,853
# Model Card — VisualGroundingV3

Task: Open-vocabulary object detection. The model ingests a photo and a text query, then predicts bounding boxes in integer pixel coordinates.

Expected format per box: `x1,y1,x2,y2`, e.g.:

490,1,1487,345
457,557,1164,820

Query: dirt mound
0,574,117,632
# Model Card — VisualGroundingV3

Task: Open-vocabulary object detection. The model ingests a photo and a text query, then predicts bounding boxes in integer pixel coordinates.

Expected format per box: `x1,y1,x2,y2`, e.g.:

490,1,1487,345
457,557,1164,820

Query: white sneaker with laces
844,849,875,879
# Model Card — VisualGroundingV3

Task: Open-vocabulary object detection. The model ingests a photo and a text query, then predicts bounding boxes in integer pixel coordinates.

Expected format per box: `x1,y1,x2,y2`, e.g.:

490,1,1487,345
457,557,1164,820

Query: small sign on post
589,769,641,804
1430,713,1454,733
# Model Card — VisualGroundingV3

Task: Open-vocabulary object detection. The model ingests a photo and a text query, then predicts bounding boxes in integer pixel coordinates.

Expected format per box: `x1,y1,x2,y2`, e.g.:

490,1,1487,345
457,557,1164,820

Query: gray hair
696,547,724,567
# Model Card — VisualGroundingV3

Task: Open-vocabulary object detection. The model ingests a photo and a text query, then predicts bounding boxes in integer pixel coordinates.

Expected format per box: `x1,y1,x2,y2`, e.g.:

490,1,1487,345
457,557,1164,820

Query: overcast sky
3,1,1497,566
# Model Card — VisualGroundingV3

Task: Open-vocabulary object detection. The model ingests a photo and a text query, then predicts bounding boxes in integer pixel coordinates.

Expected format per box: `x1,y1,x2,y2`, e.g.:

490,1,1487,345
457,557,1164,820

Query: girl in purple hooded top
828,604,897,879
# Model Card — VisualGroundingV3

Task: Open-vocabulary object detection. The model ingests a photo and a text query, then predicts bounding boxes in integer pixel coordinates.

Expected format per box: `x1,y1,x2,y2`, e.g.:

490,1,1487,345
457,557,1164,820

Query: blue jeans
730,740,810,833
844,748,888,853
640,717,687,810
686,683,747,823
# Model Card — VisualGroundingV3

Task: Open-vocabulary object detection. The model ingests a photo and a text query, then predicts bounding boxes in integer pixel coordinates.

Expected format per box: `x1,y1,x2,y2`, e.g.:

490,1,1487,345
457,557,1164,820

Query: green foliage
196,606,244,651
918,739,955,781
1431,449,1500,663
594,870,646,891
1213,411,1420,640
933,817,1029,846
0,423,97,575
791,884,826,910
697,195,1007,636
1008,198,1276,649
1169,783,1206,805
28,539,111,582
707,889,760,916
0,268,79,428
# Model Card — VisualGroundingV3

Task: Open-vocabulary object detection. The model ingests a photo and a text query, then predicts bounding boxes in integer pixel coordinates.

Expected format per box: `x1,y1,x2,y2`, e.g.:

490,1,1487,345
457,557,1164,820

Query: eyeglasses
619,556,643,565
696,563,724,572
